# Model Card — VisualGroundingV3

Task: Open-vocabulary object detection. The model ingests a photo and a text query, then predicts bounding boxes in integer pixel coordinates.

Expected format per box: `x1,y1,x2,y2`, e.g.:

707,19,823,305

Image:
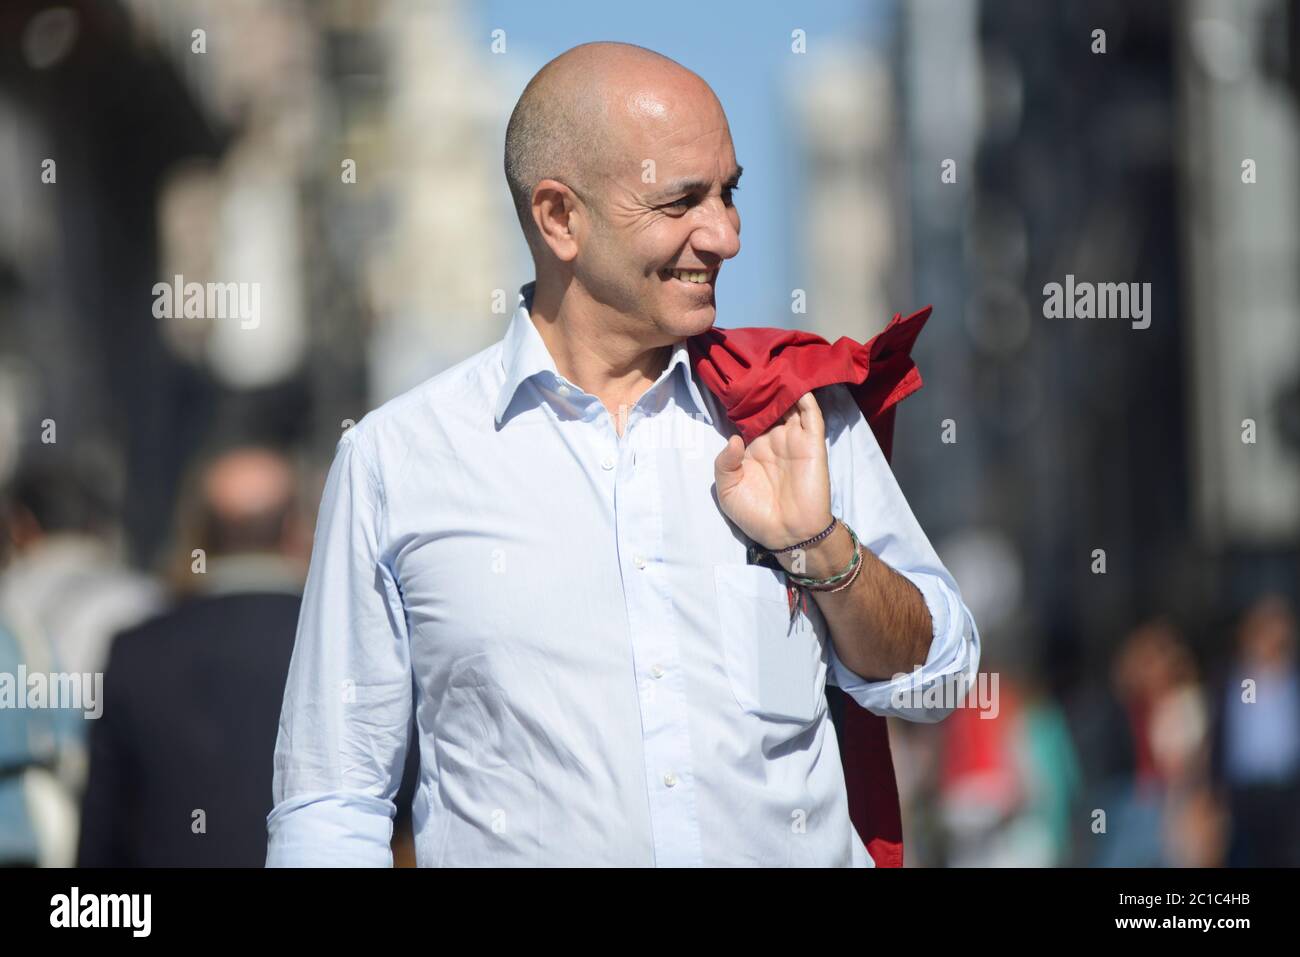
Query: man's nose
693,197,741,261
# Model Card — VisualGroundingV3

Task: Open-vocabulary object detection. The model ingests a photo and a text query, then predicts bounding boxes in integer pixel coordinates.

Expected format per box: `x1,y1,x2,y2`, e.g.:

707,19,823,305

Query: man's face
574,88,742,342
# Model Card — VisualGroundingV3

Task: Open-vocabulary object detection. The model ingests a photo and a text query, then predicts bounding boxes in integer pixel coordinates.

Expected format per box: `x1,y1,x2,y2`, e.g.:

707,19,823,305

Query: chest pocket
713,564,828,725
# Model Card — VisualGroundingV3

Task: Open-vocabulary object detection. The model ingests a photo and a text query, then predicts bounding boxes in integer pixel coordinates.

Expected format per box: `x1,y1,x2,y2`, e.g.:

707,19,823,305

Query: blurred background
1,0,1299,867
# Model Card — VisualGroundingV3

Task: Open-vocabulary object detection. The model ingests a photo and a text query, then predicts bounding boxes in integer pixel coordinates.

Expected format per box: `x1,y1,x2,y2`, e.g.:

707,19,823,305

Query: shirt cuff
827,568,979,722
266,790,396,867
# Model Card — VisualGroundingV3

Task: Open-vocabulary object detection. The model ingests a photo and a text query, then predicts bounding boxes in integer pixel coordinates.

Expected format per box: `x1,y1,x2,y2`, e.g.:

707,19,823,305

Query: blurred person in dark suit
76,446,309,866
1210,595,1300,867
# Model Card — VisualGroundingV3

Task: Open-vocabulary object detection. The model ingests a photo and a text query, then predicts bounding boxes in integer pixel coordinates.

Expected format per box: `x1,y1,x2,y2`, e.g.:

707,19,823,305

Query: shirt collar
494,281,713,426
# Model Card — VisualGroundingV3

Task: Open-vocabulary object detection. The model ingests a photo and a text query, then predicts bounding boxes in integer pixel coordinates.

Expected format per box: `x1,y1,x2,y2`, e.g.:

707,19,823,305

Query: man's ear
531,179,582,263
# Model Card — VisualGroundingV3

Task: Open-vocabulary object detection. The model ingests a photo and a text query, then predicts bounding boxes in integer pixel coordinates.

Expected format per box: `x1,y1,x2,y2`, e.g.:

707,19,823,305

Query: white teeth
669,269,710,284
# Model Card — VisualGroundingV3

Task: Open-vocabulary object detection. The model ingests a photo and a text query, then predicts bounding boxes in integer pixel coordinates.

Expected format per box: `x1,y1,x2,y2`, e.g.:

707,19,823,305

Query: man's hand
713,389,933,679
713,392,833,550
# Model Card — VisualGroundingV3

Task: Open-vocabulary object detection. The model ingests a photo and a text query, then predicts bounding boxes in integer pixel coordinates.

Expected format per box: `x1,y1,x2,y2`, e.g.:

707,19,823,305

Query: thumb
714,434,745,491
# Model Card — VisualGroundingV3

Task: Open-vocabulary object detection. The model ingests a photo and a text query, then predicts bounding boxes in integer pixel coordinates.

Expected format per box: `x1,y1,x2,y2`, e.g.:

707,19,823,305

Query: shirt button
600,454,616,470
663,772,678,788
633,555,647,570
650,664,665,679
556,384,571,397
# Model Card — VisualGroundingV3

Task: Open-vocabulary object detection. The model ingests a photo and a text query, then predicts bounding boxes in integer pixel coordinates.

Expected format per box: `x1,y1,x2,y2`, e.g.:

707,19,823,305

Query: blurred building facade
1,0,522,565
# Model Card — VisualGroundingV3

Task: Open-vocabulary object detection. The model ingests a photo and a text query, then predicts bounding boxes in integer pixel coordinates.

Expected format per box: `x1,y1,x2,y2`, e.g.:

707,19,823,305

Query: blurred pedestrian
0,461,162,688
0,459,161,865
1210,595,1300,867
77,446,307,866
1092,618,1210,867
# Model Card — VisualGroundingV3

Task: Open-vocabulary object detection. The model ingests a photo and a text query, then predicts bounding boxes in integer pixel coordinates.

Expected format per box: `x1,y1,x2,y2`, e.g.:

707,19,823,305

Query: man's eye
663,185,740,211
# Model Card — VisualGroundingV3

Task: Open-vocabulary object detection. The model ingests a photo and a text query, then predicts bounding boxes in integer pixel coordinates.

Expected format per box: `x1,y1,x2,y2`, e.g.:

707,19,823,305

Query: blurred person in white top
0,459,161,865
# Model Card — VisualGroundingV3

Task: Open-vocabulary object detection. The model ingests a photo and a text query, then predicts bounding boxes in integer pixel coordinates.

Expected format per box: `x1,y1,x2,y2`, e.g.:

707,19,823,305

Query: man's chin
657,295,718,336
667,308,717,339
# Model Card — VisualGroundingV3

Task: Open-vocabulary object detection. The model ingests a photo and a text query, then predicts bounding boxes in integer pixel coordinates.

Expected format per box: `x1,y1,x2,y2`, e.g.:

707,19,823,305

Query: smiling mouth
661,267,715,285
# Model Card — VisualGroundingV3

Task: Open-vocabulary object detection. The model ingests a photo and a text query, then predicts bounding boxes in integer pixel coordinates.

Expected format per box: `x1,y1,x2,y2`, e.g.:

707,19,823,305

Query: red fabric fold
687,304,933,868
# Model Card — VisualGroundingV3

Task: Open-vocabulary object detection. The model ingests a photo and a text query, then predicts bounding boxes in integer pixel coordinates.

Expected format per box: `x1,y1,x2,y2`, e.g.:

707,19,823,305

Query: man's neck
529,275,675,431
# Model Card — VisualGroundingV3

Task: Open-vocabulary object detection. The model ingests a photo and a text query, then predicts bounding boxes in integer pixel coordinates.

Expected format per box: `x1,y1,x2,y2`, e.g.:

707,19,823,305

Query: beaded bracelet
769,516,838,555
820,541,864,594
783,523,864,625
787,522,861,590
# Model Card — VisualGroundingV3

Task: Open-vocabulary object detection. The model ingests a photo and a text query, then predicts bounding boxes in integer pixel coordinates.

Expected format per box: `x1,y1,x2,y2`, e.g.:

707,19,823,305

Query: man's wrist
765,514,836,554
775,522,855,578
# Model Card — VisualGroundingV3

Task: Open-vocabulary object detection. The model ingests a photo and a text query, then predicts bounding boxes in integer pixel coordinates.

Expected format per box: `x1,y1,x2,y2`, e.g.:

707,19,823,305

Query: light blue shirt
1223,668,1300,784
267,282,980,867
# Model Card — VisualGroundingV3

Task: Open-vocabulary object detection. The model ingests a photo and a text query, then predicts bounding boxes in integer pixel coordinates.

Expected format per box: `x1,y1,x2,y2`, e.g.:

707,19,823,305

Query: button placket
614,424,702,865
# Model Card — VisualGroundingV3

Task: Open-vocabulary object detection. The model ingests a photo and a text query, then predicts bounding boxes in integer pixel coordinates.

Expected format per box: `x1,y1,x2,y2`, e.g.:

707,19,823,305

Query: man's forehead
612,83,727,145
592,80,738,193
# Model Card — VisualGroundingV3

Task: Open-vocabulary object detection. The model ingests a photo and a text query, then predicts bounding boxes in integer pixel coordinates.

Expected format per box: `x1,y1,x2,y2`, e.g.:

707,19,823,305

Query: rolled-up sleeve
817,385,980,722
266,427,413,866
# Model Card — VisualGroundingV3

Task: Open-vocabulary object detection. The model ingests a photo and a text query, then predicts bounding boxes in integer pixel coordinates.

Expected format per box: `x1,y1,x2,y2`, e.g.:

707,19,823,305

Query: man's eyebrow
645,165,743,202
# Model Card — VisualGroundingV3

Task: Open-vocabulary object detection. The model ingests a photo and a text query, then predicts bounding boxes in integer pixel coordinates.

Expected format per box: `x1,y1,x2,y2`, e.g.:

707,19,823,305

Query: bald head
504,42,719,253
198,447,298,557
504,42,740,340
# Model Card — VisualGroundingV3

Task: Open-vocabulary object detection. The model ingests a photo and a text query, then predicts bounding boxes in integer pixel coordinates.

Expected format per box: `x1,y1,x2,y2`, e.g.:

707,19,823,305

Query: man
78,447,307,866
268,42,979,867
